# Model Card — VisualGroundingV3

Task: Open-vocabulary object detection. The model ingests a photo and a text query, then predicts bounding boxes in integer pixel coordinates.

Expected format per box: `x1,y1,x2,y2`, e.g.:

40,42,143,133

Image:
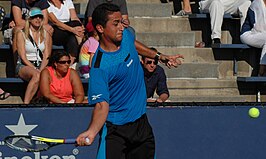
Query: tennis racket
4,135,90,152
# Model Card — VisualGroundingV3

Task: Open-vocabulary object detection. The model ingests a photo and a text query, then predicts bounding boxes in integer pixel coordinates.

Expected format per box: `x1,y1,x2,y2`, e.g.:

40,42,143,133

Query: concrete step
0,96,22,104
161,63,219,78
128,3,172,17
156,48,215,63
165,78,258,102
77,2,173,18
136,32,195,47
130,17,191,33
127,0,162,3
0,1,11,14
156,48,251,79
167,78,237,89
169,95,252,102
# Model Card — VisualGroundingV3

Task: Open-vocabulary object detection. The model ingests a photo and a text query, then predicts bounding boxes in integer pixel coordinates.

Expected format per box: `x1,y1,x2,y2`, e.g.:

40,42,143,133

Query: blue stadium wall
0,105,265,159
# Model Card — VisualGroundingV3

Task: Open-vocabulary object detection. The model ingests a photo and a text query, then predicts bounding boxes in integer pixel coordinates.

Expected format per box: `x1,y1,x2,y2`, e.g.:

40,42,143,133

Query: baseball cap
86,21,95,33
29,7,43,18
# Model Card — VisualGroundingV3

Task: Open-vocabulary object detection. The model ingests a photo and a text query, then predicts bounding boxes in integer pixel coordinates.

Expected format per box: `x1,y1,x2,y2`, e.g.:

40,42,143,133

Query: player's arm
76,101,109,145
135,40,184,68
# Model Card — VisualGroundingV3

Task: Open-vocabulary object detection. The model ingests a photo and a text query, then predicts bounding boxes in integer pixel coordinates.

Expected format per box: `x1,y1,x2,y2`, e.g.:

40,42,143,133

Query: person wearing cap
47,0,84,66
78,21,99,78
8,0,52,77
141,47,170,103
16,7,50,104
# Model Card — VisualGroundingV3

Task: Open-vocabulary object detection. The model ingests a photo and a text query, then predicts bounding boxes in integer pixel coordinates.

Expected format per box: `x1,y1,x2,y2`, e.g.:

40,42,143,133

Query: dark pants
52,20,81,58
98,114,155,159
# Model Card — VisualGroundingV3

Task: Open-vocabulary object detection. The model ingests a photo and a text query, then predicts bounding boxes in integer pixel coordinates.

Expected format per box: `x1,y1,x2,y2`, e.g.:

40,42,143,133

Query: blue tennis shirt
88,28,147,125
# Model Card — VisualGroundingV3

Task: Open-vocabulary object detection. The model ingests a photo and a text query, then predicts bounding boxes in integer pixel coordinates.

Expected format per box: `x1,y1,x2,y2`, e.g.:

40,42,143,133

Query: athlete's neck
100,41,121,52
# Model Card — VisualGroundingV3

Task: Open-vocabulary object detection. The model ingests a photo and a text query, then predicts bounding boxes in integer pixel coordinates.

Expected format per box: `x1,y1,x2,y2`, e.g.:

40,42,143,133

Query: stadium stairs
0,0,262,103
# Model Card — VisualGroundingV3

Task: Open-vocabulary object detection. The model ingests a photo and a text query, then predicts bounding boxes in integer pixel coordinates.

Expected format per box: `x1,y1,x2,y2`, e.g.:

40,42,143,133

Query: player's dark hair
92,3,120,30
141,47,158,61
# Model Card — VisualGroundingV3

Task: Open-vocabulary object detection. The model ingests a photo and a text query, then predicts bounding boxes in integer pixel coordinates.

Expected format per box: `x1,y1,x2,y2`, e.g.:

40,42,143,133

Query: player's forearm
135,40,158,59
88,101,109,136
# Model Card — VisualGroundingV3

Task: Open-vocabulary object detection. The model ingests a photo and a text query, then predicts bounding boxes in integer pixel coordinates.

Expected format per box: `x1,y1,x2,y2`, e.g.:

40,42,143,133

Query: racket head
4,135,55,152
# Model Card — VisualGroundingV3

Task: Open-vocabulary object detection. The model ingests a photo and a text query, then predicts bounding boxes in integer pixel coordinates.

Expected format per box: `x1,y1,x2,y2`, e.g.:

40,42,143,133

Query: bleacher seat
0,77,89,98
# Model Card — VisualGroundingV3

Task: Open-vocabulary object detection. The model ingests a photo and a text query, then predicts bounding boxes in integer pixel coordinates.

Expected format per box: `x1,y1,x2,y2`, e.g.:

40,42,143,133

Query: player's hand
159,54,184,68
122,19,130,28
76,131,94,146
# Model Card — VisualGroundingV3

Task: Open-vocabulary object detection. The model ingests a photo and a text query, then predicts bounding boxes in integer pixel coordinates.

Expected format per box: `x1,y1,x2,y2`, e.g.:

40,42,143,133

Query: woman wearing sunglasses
39,51,85,103
16,8,50,104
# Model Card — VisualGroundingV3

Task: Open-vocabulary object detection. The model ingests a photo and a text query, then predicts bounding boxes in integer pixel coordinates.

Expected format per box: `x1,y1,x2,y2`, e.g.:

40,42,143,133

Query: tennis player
76,3,183,159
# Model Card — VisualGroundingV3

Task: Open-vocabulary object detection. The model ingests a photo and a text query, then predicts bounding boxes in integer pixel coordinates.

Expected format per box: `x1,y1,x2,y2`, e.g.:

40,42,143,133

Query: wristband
155,52,161,61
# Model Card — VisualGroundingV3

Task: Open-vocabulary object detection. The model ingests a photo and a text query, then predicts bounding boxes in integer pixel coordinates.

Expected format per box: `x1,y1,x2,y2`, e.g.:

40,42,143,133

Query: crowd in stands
1,0,265,103
0,0,179,104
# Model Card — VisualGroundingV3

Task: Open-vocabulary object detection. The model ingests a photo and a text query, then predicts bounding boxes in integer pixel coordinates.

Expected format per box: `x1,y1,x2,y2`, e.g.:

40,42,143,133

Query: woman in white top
48,0,84,65
16,7,50,104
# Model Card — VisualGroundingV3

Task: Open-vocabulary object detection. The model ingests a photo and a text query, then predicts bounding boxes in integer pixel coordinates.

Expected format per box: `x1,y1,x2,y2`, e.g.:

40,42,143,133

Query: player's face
143,57,157,73
103,12,124,44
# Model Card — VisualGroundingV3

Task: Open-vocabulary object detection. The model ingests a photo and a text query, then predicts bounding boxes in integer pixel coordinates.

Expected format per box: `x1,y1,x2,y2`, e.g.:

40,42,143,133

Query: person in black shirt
141,47,169,103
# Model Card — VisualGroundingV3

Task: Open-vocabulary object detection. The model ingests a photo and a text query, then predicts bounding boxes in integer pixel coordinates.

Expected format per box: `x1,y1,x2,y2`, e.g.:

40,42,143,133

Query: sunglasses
57,60,71,64
146,60,158,65
31,15,43,19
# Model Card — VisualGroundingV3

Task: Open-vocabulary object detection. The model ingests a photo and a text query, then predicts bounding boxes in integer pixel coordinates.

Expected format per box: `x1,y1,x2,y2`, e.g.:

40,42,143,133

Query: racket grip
64,138,76,144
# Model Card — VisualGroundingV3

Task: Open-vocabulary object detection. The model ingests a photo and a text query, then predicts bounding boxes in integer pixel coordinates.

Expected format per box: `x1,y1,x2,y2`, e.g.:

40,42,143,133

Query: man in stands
141,48,170,103
199,0,251,44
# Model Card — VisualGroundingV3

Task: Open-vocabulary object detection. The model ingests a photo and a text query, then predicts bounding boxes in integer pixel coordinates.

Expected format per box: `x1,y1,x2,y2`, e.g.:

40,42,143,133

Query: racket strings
5,136,50,152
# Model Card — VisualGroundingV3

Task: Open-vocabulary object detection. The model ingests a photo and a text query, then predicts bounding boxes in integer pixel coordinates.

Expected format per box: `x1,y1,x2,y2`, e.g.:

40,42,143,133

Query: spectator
240,0,266,76
47,0,84,66
174,0,192,16
84,0,130,27
16,7,50,104
0,7,9,86
141,48,170,103
9,0,52,67
199,0,251,44
76,3,183,158
39,51,85,103
0,88,10,100
78,21,99,78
